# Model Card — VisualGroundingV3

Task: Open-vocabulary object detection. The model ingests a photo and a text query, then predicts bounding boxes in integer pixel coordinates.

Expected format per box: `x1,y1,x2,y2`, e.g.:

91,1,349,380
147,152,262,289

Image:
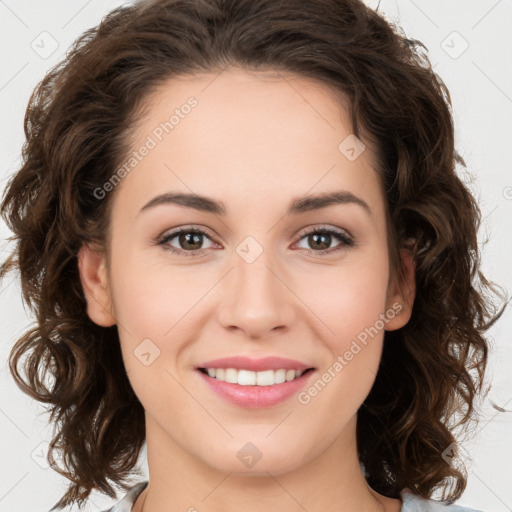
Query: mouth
195,365,317,409
197,367,316,386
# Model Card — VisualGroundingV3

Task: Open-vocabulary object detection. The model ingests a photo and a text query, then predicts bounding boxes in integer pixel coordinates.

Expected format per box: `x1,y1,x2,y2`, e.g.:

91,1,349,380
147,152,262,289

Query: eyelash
156,225,354,257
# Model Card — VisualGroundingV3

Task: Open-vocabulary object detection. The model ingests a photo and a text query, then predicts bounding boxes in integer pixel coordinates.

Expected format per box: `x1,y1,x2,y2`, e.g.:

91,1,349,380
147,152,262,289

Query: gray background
1,1,511,511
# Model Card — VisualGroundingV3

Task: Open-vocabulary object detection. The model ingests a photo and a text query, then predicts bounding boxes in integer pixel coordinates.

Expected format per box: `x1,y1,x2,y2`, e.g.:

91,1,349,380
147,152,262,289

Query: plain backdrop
1,1,511,511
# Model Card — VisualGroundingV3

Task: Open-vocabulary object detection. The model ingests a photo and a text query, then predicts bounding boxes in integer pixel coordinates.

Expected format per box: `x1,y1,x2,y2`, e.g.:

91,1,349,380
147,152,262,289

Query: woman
0,0,505,511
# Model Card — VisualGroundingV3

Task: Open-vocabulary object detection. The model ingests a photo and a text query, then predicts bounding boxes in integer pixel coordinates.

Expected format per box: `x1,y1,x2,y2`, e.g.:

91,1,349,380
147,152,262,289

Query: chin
198,440,306,476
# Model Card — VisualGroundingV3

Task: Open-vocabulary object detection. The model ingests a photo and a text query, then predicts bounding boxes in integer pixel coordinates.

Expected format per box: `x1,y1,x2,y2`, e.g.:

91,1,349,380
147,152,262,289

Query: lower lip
196,369,316,408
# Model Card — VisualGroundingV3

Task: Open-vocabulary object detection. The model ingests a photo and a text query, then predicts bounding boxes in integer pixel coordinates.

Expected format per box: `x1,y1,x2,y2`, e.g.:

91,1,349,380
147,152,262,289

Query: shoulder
400,489,486,512
100,481,149,512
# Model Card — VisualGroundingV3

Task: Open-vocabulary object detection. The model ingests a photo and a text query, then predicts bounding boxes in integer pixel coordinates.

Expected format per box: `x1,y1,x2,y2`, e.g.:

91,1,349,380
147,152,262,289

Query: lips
194,355,317,408
196,355,314,372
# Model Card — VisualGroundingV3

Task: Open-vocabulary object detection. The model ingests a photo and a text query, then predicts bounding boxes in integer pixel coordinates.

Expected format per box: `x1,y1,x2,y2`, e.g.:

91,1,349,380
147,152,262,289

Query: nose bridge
217,234,295,336
233,235,284,308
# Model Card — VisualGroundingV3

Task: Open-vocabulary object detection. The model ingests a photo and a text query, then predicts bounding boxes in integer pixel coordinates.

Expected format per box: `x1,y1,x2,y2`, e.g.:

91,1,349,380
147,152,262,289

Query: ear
384,247,416,331
77,242,116,327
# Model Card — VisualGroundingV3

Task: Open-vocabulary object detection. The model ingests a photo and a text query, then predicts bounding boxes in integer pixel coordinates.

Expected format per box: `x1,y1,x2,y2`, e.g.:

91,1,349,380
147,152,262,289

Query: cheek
108,248,222,395
298,251,390,400
108,247,201,339
108,256,196,413
302,251,390,344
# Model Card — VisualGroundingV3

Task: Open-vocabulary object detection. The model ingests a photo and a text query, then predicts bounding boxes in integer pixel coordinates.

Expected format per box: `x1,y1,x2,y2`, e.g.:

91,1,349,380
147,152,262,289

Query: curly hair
0,0,507,509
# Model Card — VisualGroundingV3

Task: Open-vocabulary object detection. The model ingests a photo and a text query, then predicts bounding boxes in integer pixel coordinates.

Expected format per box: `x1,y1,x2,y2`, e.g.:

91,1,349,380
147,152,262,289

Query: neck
134,414,401,512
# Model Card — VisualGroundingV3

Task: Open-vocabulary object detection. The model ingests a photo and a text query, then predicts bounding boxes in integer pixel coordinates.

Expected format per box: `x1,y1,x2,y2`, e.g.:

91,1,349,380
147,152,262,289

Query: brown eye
177,231,204,250
157,227,215,256
295,227,354,255
307,232,332,251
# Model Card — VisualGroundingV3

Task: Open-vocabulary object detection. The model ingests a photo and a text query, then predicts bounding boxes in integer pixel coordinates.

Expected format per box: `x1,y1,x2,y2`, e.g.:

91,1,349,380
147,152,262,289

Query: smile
196,367,316,408
198,367,313,386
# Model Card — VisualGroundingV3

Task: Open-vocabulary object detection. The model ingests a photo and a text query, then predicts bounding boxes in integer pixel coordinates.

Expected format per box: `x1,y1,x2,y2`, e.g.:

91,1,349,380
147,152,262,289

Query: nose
216,246,297,339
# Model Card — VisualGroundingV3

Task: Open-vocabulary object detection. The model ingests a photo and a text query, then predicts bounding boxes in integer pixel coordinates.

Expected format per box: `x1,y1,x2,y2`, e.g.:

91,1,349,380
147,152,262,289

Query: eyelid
292,224,354,253
156,223,355,256
296,223,354,240
156,225,218,254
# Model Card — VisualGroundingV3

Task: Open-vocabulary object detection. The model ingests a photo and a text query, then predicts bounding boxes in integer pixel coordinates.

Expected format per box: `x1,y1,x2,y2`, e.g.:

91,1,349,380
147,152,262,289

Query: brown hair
0,0,506,509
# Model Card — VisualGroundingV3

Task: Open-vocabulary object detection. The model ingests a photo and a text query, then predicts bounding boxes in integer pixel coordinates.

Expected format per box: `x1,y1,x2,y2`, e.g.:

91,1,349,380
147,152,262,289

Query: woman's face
79,68,414,477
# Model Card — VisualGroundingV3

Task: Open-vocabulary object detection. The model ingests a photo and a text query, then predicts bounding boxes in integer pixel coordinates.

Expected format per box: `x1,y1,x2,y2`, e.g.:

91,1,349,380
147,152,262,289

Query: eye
294,226,354,255
156,225,354,257
156,226,216,256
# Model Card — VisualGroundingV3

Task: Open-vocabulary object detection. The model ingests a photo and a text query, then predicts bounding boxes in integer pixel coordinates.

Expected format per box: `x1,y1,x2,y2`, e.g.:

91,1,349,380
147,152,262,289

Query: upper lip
196,356,315,372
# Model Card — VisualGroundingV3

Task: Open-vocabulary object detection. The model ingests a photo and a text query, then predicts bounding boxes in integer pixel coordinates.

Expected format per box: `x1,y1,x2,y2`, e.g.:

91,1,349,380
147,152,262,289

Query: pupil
311,233,330,250
181,232,202,250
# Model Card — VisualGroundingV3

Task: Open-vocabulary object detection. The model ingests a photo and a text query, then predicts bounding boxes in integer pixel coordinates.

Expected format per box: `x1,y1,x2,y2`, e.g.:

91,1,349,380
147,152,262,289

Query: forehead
111,68,385,222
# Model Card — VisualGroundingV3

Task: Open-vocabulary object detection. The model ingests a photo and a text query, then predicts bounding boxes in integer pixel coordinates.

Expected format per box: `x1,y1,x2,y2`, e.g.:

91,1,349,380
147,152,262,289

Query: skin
78,68,415,512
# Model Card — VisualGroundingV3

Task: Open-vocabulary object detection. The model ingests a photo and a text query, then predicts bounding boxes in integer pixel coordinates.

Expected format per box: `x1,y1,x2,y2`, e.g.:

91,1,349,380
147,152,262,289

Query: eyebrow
139,190,372,217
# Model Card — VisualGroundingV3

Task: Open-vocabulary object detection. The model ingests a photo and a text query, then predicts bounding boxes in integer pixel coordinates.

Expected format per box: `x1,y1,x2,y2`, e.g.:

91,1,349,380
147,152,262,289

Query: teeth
203,368,306,386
